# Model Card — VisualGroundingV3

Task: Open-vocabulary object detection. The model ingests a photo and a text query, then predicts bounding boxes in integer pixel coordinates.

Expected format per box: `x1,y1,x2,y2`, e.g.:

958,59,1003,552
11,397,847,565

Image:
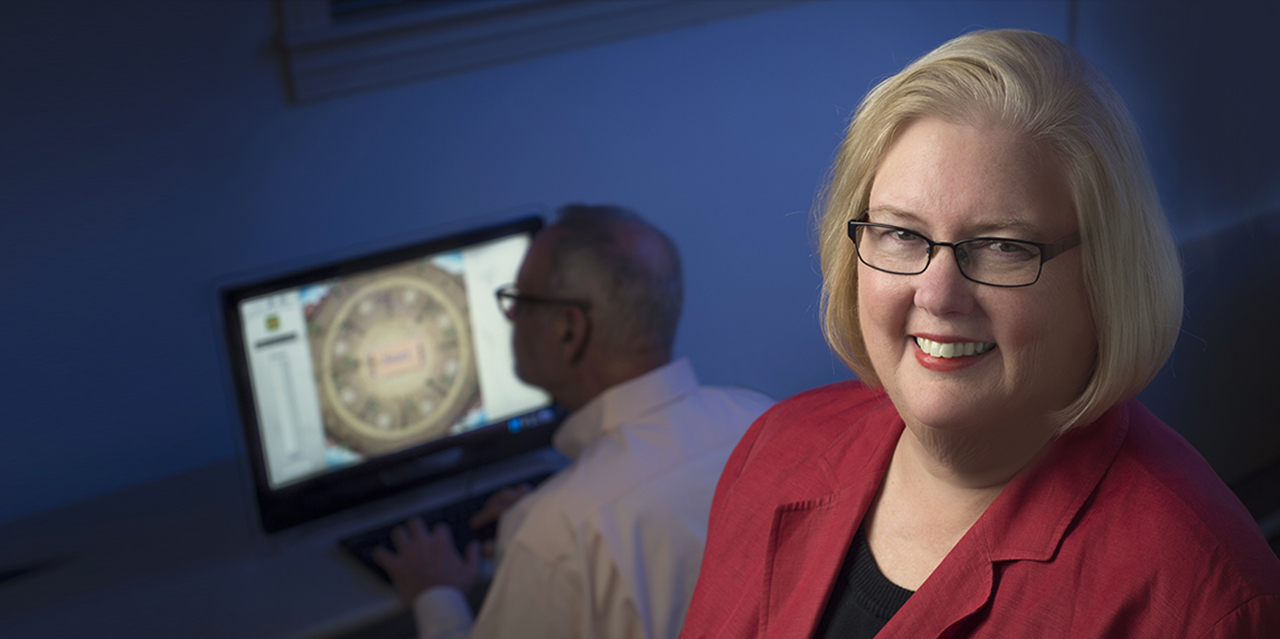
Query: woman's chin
884,383,996,433
893,400,991,436
907,414,988,436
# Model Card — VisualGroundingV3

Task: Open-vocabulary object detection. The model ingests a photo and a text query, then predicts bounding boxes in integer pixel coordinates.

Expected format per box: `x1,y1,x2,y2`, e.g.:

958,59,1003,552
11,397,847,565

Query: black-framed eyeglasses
847,217,1081,287
495,285,591,319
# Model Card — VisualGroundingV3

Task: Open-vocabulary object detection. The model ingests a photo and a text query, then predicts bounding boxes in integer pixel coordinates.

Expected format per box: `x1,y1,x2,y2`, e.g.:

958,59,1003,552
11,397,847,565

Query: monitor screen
222,216,559,531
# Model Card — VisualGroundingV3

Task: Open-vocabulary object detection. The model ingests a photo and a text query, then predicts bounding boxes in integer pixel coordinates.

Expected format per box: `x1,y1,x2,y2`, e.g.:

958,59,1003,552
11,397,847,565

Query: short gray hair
545,204,683,356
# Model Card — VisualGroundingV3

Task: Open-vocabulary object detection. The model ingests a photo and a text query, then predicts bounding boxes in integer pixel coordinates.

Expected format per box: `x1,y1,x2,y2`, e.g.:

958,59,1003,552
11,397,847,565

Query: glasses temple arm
1041,233,1082,262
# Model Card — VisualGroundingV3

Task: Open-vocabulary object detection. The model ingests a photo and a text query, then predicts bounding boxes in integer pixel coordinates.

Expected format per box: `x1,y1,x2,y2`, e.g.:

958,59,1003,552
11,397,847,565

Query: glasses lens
955,239,1042,286
855,224,930,274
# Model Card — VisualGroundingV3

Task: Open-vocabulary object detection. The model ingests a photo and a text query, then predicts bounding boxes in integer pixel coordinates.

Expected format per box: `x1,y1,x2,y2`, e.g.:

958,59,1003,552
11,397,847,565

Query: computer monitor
221,215,560,532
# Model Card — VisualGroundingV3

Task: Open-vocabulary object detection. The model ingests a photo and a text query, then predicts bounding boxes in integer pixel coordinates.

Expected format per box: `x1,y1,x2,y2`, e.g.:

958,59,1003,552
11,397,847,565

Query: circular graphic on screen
306,262,479,456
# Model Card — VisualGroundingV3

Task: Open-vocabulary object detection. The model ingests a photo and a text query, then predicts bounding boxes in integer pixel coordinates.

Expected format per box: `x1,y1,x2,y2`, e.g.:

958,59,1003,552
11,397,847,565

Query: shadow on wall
1139,210,1280,487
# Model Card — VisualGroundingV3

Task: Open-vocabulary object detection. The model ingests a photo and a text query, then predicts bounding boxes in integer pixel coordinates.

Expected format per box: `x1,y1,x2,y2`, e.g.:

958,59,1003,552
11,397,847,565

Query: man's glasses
494,285,591,319
847,218,1081,287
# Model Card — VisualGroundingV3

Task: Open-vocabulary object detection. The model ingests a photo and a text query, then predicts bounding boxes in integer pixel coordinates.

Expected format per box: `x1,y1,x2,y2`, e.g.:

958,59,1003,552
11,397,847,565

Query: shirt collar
551,358,699,460
814,394,1131,563
975,402,1130,562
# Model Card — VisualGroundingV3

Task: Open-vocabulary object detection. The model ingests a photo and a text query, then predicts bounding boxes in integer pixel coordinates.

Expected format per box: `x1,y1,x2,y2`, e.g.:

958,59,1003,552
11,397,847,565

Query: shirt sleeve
466,538,583,639
466,535,648,639
413,586,474,639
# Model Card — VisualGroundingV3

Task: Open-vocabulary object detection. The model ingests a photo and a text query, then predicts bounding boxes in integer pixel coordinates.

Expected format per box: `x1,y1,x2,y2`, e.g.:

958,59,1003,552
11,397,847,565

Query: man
373,204,774,638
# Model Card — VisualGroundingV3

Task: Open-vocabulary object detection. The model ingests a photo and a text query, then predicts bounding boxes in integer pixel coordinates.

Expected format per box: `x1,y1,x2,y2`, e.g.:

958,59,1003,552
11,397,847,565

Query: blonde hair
817,29,1182,430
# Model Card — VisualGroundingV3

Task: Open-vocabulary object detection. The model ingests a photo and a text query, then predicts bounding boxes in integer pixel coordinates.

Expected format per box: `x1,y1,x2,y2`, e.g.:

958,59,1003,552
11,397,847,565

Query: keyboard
339,471,554,583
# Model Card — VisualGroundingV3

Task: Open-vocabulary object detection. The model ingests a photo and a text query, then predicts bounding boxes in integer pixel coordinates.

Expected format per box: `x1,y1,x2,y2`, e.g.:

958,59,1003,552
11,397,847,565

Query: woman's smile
913,336,996,359
911,335,997,372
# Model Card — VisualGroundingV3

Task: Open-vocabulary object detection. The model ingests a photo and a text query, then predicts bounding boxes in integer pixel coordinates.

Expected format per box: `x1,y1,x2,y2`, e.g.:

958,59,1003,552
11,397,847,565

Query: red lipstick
911,336,995,372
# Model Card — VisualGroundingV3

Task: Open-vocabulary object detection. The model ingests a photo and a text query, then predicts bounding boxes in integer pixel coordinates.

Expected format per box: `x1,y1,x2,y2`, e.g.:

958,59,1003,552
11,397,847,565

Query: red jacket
681,382,1280,638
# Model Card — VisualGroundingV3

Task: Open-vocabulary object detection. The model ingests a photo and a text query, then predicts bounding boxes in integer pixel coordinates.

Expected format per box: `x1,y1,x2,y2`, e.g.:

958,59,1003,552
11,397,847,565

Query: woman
680,30,1280,638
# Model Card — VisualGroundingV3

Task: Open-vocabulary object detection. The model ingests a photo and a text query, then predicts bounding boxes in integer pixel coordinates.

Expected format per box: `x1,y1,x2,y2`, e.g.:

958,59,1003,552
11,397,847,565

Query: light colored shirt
413,358,774,639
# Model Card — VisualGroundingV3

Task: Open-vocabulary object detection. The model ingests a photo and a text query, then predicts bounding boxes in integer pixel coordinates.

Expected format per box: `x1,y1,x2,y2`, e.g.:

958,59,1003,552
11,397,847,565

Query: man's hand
469,483,533,531
467,483,533,556
372,518,481,605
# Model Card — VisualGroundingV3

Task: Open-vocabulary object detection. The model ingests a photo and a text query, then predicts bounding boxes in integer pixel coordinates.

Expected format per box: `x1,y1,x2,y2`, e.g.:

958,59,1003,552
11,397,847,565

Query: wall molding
279,0,805,103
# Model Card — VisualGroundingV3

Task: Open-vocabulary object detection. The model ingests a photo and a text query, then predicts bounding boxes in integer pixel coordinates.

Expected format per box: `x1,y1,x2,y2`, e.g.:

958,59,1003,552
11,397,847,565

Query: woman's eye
986,241,1036,259
886,229,922,243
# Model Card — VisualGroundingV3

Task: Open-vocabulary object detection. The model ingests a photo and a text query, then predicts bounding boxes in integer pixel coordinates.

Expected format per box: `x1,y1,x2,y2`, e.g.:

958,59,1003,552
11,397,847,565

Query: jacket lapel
762,489,875,638
875,403,1130,638
875,527,995,638
760,399,902,638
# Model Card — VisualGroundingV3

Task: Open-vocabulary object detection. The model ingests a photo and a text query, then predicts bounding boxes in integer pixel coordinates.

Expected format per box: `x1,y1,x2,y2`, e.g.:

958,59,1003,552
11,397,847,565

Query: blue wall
1,0,1275,524
1083,0,1280,487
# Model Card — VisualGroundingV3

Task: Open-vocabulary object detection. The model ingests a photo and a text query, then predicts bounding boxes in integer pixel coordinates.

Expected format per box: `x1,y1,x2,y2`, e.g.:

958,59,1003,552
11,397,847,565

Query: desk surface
0,450,563,639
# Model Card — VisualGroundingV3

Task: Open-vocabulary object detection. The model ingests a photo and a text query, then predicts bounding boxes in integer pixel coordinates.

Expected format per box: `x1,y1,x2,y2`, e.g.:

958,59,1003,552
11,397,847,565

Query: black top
812,527,915,639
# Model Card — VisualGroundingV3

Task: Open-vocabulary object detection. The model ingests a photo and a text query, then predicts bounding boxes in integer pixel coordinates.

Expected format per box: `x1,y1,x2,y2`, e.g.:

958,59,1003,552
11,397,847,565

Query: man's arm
468,519,656,639
394,536,588,639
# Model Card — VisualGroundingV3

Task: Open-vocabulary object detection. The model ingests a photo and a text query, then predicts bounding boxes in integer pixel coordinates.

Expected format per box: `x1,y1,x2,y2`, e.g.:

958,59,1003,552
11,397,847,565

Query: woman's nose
912,245,977,316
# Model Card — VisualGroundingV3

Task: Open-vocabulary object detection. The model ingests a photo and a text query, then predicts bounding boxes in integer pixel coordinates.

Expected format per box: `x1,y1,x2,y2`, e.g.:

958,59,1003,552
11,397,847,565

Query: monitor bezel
220,215,557,532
